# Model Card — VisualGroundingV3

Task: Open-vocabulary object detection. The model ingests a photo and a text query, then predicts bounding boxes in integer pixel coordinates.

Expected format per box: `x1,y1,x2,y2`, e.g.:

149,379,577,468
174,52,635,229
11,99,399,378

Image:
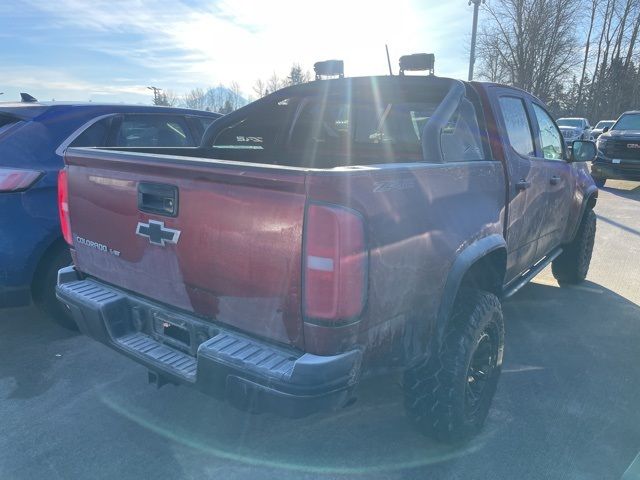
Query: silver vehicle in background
591,120,615,139
557,117,593,146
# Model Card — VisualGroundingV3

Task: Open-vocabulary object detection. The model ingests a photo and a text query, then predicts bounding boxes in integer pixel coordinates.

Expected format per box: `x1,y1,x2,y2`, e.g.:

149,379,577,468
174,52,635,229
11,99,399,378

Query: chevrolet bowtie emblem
136,220,181,246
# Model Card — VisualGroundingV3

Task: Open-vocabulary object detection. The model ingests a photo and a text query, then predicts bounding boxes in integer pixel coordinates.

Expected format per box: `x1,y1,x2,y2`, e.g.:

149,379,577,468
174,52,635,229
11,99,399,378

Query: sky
0,0,477,105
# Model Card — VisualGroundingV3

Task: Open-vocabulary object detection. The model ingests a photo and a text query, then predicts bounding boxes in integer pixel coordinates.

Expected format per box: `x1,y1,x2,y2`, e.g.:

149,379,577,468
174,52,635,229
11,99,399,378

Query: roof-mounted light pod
399,53,435,76
314,60,344,80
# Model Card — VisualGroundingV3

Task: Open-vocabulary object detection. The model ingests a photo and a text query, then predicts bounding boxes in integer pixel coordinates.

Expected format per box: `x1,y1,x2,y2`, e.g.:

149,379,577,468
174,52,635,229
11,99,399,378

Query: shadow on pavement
63,280,640,480
599,182,640,200
596,214,640,238
0,306,79,399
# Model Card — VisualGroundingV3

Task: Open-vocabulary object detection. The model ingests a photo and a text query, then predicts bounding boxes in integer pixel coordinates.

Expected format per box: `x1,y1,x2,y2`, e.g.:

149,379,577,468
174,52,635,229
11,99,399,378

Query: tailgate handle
138,183,178,217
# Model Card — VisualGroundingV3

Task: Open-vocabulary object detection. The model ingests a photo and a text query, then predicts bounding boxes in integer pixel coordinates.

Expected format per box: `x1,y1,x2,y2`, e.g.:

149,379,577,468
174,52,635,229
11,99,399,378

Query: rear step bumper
56,267,361,417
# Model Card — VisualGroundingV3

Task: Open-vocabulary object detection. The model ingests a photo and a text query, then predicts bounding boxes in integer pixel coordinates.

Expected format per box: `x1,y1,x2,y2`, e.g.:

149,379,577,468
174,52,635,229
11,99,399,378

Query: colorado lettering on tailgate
74,235,120,257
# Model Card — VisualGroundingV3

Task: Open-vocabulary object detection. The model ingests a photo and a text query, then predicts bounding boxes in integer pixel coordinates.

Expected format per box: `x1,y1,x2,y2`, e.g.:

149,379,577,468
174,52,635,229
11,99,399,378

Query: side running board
503,248,562,298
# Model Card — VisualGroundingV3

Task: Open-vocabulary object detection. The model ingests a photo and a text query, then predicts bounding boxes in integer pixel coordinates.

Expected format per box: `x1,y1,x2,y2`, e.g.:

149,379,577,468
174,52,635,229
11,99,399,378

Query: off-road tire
592,176,606,188
403,289,504,443
551,209,596,285
33,245,77,330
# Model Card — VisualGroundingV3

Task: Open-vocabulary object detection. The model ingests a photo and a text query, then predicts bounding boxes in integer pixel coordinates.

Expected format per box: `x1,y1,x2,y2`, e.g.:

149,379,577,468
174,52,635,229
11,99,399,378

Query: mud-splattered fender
567,165,598,242
433,234,507,346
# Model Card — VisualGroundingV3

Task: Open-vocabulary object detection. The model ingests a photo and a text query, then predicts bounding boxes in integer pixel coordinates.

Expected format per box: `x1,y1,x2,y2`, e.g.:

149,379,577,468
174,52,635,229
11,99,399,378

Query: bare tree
205,85,227,112
576,0,599,110
229,81,243,110
151,89,179,107
477,0,580,101
266,73,284,95
183,88,207,110
163,90,179,107
585,0,640,118
251,62,309,99
476,31,509,82
252,79,267,99
286,63,310,86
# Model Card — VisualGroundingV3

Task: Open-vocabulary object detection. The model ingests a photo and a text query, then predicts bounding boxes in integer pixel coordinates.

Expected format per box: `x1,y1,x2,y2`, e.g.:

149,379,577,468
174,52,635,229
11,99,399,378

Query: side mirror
570,140,597,163
603,126,610,133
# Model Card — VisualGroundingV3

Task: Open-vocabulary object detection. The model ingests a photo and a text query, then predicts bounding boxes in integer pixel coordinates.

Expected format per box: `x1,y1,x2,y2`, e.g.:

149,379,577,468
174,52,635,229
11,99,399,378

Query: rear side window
499,97,534,157
114,115,194,147
70,117,111,147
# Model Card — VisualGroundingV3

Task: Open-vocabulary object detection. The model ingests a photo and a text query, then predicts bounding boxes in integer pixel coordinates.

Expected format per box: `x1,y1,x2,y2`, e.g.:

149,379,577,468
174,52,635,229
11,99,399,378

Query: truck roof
257,75,543,106
272,75,460,95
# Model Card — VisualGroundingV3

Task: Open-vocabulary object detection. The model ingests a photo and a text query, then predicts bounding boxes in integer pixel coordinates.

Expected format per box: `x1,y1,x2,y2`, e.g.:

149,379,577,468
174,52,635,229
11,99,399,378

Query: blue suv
0,99,220,327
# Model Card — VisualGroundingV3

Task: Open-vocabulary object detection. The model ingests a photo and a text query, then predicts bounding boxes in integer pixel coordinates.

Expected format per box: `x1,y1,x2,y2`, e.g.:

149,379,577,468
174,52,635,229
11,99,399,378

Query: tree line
477,0,640,120
153,5,640,123
152,63,310,113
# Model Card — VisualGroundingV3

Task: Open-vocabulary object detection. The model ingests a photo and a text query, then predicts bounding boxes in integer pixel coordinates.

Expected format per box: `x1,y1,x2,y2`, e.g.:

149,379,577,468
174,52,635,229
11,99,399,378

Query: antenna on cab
385,44,393,75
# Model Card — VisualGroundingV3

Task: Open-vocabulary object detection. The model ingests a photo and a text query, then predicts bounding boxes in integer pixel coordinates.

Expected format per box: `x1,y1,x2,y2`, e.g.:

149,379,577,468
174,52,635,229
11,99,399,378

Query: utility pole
147,86,162,105
468,0,484,81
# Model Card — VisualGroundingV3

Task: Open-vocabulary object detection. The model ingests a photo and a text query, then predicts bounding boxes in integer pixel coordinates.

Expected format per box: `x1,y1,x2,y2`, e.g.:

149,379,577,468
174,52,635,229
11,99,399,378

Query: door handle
516,179,531,191
550,176,560,185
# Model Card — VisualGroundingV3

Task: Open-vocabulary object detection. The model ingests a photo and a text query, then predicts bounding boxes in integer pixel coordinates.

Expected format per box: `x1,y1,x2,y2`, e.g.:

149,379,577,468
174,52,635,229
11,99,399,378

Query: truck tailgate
65,149,307,349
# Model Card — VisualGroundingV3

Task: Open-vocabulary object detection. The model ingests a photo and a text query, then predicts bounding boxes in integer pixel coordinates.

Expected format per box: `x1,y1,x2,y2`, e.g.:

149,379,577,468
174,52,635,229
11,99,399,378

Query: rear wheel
552,209,596,285
592,176,606,188
403,289,504,443
33,244,77,330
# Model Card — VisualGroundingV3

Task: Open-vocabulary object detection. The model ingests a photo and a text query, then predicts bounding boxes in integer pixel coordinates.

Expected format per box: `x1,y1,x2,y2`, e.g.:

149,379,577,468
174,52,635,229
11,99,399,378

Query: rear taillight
0,168,42,192
303,203,367,322
58,169,72,245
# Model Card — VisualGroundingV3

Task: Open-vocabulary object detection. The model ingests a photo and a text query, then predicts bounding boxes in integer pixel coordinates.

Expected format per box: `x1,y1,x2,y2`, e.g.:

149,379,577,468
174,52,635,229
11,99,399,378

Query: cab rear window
209,85,486,168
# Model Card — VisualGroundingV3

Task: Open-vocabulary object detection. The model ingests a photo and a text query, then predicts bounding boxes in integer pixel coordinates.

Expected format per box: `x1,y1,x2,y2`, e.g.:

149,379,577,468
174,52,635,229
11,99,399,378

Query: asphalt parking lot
1,181,640,480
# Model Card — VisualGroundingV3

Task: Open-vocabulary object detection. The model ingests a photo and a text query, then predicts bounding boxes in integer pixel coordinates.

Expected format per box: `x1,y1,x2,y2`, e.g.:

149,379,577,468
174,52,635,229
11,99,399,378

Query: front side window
532,104,564,160
114,115,194,147
499,97,534,157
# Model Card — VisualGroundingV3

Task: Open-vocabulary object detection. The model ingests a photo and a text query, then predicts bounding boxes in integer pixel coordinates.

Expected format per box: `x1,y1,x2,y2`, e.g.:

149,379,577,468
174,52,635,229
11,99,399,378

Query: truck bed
64,146,506,356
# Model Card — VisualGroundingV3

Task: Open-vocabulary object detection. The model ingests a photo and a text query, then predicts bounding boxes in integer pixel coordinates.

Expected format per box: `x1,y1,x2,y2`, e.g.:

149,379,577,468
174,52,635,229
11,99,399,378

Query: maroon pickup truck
56,74,598,442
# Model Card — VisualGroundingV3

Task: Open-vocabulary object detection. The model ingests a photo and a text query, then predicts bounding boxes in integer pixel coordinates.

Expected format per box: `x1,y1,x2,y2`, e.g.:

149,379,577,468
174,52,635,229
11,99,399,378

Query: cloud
0,65,150,102
8,0,474,102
